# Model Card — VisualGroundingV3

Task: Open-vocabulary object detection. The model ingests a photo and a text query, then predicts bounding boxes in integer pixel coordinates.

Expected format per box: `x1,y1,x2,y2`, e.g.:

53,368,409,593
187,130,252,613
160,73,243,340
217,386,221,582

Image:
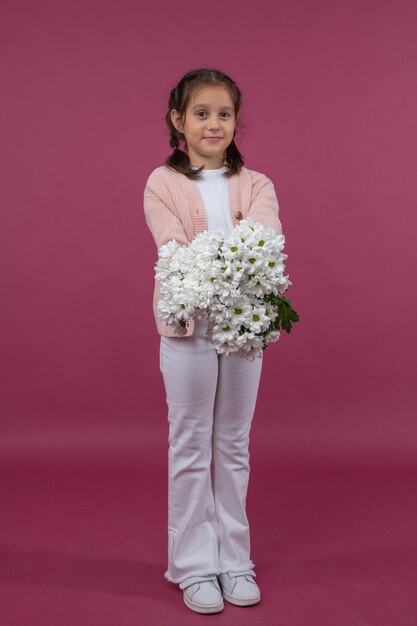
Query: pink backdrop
1,0,416,468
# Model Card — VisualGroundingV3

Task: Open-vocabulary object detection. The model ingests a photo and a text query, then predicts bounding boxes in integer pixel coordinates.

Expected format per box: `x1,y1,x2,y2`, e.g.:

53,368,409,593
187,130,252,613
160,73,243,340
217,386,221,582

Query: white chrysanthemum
263,330,281,346
271,274,292,296
209,320,242,355
235,331,264,352
265,302,279,323
241,248,268,276
215,282,241,306
246,304,270,333
191,229,223,264
221,236,247,261
157,239,181,261
245,275,275,298
154,220,292,358
230,299,253,326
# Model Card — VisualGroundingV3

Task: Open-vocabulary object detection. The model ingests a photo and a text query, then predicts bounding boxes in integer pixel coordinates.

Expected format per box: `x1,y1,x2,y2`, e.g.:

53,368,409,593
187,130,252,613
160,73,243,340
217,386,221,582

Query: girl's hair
165,68,244,179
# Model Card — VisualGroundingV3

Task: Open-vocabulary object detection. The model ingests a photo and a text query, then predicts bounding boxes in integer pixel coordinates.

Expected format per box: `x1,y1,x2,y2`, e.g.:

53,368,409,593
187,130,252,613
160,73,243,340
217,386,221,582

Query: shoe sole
183,593,224,614
222,590,261,607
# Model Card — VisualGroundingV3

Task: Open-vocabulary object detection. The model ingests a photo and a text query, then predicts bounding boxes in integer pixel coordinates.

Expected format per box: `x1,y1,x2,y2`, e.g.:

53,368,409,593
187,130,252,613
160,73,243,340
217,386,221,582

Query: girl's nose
208,115,220,130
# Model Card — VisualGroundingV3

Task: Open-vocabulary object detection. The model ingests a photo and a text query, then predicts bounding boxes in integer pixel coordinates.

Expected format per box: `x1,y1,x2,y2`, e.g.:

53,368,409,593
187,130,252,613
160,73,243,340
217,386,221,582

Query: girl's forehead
188,85,233,107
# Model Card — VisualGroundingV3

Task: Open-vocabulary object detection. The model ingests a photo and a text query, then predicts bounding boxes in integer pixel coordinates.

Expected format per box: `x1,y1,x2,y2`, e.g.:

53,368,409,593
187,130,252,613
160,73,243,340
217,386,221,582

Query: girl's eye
195,111,232,119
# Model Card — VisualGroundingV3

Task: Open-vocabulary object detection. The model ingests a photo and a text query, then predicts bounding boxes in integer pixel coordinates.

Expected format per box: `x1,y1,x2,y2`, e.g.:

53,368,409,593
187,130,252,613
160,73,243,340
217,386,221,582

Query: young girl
144,68,283,614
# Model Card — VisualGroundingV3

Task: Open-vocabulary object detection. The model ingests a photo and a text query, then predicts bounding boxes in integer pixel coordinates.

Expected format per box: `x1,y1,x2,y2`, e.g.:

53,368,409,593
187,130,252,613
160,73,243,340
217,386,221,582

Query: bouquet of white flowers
155,220,299,359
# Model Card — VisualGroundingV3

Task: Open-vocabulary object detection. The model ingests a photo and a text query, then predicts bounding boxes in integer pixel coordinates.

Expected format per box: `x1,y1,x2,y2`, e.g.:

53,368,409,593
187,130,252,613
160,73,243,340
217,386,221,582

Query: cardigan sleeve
144,173,190,249
246,172,283,235
144,169,196,338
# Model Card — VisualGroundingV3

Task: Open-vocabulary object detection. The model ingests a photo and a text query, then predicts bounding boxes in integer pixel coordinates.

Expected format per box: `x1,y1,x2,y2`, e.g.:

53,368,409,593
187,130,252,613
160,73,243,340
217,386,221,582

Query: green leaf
278,296,300,333
264,294,300,334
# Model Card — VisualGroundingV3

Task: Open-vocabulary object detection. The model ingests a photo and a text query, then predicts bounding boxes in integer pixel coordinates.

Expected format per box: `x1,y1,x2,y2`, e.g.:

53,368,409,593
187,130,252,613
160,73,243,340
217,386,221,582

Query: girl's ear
170,109,182,131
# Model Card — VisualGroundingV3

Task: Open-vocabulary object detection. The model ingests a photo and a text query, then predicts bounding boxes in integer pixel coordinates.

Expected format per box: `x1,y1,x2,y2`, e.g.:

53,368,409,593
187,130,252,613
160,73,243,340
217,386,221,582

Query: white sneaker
218,572,261,606
179,576,224,614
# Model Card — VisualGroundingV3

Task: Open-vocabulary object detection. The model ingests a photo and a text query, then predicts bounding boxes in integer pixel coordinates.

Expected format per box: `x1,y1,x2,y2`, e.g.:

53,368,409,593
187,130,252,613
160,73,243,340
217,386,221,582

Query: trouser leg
159,320,221,584
212,350,263,575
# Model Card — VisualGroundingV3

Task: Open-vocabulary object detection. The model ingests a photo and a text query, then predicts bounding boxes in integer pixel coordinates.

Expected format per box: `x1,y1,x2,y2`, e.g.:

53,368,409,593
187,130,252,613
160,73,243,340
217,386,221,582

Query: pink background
2,2,417,625
1,0,416,466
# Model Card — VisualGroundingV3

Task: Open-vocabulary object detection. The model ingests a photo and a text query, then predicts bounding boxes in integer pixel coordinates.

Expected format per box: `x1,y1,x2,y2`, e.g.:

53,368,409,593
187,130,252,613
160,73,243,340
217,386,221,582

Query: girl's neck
190,158,226,171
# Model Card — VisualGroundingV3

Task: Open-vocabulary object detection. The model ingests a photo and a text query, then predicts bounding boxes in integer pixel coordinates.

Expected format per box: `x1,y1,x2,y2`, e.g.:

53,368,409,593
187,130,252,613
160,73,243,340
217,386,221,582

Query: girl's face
171,85,238,170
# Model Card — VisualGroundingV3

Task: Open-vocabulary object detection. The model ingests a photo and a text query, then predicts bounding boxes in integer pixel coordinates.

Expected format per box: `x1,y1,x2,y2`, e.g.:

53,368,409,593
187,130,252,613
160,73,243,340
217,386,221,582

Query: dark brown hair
165,68,244,179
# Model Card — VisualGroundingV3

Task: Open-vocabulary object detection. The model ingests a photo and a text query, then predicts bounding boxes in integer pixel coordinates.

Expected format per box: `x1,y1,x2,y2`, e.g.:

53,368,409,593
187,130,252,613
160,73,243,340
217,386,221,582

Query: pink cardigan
144,164,283,337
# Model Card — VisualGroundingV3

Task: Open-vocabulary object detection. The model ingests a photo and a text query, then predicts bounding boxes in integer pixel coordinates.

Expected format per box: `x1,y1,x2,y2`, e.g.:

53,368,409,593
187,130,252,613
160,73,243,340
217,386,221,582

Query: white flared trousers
159,316,263,584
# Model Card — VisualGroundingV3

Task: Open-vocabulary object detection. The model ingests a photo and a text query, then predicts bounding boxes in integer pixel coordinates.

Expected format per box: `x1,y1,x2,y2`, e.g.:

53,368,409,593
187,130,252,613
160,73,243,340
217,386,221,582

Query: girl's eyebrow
191,103,234,111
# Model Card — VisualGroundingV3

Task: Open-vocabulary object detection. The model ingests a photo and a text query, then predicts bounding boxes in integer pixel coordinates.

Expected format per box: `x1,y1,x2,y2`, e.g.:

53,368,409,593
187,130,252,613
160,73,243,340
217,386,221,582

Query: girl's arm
246,172,283,235
144,184,190,249
144,176,196,337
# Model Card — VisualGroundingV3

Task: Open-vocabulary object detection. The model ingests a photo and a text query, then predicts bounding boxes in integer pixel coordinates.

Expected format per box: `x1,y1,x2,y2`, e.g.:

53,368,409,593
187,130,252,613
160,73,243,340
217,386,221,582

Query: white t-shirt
194,166,234,235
